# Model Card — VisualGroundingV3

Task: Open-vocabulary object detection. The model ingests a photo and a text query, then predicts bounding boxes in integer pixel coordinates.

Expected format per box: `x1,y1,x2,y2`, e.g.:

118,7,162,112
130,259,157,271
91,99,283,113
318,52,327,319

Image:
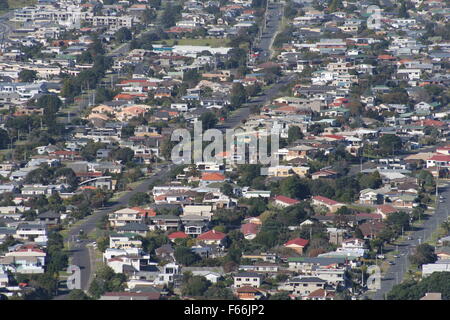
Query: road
54,164,172,299
254,2,284,61
0,12,13,40
372,183,450,300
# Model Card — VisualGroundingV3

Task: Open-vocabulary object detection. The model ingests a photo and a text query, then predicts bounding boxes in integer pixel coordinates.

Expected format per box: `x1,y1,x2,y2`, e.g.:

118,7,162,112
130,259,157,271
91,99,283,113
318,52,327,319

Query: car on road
388,261,395,265
393,255,400,258
407,236,412,240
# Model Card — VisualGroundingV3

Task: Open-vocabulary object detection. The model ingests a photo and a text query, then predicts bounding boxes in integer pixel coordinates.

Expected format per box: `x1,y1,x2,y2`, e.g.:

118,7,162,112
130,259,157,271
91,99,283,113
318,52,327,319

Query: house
311,169,338,180
0,244,46,274
109,208,144,228
36,210,60,226
115,222,149,236
426,154,450,169
359,189,383,205
304,288,335,300
287,257,346,273
284,238,309,255
311,196,344,213
239,263,279,273
168,231,188,242
422,260,450,277
15,223,47,243
358,221,386,239
280,277,327,297
240,223,260,240
420,293,442,300
273,195,300,207
376,204,399,219
233,272,263,288
235,286,266,300
100,292,160,300
200,172,226,186
197,230,227,246
436,247,450,260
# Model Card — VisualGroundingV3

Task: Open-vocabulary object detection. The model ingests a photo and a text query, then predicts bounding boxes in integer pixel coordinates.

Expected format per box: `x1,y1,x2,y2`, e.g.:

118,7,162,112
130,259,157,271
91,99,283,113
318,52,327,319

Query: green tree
68,289,91,300
378,134,402,155
279,175,310,199
269,292,290,300
181,276,211,297
220,183,234,197
230,83,247,108
287,126,304,144
199,111,218,130
115,27,132,43
110,147,134,164
128,192,150,206
0,129,9,149
409,243,437,267
174,246,200,266
19,69,37,82
0,0,9,10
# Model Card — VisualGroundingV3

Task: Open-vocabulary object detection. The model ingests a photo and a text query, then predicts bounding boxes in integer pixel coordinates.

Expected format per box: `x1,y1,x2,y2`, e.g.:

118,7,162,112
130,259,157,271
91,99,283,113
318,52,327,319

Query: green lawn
7,0,36,9
153,37,229,47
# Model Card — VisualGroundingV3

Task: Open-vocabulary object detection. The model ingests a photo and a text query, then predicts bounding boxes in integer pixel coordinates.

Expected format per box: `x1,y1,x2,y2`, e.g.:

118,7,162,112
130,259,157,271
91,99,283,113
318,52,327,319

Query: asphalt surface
254,2,284,61
54,164,171,299
372,183,450,300
0,12,13,40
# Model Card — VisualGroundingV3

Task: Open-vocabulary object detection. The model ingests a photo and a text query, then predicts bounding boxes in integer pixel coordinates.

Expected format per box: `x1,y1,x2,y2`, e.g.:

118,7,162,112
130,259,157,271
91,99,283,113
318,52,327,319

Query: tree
279,175,310,199
388,272,450,300
199,111,218,130
128,192,150,206
378,134,402,155
328,0,343,12
409,243,437,267
174,246,200,266
19,70,37,82
68,289,91,300
181,276,211,297
204,285,235,299
220,183,234,197
115,27,132,43
386,211,410,234
0,129,9,149
183,69,200,87
358,171,383,190
110,147,134,164
287,126,304,144
269,292,290,300
0,0,9,10
81,141,107,161
237,164,261,187
230,83,247,108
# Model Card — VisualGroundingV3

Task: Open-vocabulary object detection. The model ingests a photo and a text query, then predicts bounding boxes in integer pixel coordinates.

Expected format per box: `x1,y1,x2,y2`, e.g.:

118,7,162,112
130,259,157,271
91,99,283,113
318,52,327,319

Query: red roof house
197,229,226,245
168,231,188,241
274,195,300,207
284,238,309,254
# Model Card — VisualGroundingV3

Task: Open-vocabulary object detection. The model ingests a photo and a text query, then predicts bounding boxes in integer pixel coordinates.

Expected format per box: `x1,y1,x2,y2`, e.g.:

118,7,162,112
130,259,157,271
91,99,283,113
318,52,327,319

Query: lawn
153,37,230,47
8,0,37,8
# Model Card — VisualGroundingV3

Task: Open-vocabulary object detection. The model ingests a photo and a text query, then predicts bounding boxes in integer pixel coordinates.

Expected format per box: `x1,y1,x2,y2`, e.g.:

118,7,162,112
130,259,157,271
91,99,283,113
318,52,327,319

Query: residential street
372,183,450,300
54,164,171,299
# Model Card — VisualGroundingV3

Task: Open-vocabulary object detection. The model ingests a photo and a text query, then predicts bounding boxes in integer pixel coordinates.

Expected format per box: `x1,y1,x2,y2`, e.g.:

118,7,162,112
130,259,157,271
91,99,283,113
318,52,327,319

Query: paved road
0,12,13,40
54,164,171,299
254,2,284,62
372,183,450,300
